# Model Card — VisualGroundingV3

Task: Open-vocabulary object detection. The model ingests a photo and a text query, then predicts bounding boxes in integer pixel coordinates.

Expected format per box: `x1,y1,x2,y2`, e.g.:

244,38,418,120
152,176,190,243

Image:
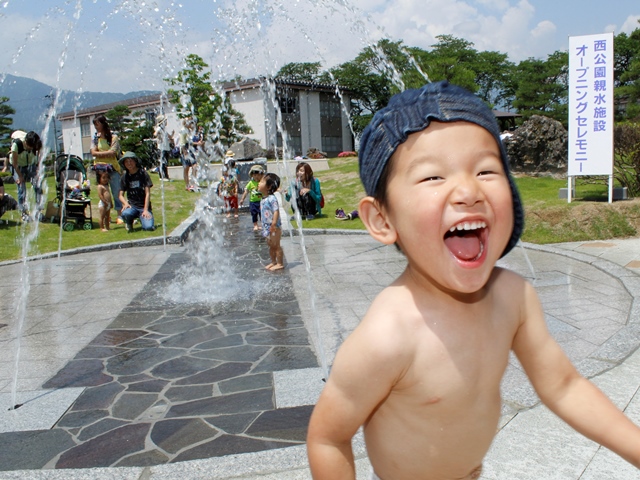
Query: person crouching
118,151,155,232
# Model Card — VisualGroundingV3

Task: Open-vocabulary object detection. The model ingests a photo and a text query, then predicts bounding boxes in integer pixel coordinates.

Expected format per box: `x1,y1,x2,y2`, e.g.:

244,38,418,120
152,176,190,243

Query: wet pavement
1,213,640,479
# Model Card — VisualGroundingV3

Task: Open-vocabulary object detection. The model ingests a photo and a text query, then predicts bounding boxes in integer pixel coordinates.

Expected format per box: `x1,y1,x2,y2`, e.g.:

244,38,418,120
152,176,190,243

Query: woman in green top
91,115,123,222
10,130,42,217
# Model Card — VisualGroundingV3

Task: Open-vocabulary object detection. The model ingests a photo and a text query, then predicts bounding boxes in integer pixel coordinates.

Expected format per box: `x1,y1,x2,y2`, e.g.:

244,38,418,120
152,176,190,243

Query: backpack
11,138,24,155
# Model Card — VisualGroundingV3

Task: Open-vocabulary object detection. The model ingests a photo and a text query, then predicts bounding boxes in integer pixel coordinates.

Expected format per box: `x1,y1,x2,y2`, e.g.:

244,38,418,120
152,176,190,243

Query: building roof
57,93,163,121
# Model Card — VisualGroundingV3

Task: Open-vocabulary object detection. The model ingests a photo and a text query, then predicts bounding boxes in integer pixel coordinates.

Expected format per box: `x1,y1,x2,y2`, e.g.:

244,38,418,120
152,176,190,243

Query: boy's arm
307,314,408,479
513,281,640,467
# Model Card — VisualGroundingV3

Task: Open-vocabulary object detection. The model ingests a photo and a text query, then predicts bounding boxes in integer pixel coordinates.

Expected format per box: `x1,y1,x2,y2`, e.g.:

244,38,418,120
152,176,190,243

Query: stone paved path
0,218,319,471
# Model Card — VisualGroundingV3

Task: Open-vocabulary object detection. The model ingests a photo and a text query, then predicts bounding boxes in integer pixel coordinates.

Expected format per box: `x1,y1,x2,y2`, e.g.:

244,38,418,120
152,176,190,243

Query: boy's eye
422,176,442,182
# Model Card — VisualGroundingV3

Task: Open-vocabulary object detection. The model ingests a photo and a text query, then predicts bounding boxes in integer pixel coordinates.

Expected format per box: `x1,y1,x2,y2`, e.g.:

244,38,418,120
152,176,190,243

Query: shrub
338,151,357,157
614,122,640,197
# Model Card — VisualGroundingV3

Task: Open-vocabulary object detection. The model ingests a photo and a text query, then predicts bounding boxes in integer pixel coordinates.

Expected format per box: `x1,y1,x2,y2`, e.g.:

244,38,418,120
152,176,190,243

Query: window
322,136,342,153
320,96,341,118
81,119,91,137
277,96,298,114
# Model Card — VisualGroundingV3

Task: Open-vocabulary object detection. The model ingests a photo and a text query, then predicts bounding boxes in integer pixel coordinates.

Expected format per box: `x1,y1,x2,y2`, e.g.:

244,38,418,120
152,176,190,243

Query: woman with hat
240,164,265,231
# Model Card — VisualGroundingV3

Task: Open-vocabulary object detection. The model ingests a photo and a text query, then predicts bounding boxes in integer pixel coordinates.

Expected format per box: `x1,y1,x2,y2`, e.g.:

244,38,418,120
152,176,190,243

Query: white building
58,78,354,160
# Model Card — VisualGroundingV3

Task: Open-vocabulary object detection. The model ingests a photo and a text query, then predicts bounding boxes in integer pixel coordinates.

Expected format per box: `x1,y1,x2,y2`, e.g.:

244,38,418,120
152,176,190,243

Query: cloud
620,15,640,34
363,0,557,62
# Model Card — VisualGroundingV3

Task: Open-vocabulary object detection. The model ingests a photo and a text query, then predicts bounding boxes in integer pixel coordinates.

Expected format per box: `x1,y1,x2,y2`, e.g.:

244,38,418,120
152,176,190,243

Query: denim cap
358,80,524,257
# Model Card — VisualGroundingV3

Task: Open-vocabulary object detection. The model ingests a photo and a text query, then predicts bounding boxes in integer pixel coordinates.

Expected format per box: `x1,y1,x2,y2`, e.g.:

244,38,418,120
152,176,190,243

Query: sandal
335,208,346,219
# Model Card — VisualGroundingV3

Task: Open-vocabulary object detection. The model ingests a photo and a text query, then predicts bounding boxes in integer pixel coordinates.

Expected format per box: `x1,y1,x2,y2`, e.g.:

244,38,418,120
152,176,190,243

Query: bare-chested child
306,81,640,480
97,171,112,232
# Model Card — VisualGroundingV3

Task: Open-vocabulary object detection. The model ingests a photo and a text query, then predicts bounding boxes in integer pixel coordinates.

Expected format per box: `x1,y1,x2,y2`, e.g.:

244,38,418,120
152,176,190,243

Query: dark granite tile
246,328,311,346
219,319,266,334
253,346,318,372
204,412,260,434
43,359,113,388
164,384,214,402
90,329,148,346
115,449,170,467
160,325,225,349
151,356,220,380
195,333,245,350
218,373,273,395
126,379,169,393
170,434,294,462
167,388,274,418
147,318,207,335
56,423,150,468
56,409,109,428
186,307,213,317
174,362,252,386
246,405,314,442
257,314,304,330
120,338,161,349
118,373,155,384
77,418,129,442
71,382,125,411
195,345,270,363
151,418,220,454
74,346,128,359
254,300,301,316
213,311,264,323
112,393,159,420
106,348,184,376
0,429,76,471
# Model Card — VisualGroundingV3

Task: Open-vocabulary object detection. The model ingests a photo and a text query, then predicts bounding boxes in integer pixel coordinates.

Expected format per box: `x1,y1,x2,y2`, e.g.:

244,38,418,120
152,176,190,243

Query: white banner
568,33,614,176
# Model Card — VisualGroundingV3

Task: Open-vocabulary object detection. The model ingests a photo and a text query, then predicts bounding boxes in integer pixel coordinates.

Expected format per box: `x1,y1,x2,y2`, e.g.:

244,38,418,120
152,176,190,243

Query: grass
304,157,640,245
0,172,197,262
2,157,639,262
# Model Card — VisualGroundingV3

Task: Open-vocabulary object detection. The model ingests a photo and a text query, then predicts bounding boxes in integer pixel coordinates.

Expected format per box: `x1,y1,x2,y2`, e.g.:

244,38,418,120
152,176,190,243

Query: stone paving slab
2,218,640,478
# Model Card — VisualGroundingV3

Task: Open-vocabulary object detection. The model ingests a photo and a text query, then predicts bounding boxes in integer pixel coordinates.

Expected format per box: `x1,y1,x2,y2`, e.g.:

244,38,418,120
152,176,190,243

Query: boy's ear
358,196,397,245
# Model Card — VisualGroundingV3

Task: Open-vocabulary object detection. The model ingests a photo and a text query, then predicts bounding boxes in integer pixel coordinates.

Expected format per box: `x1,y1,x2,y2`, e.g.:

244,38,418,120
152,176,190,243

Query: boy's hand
142,210,151,219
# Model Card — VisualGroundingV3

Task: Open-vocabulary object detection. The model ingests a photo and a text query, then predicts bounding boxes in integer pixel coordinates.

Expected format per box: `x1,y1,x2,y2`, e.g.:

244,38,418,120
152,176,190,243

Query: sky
0,0,638,97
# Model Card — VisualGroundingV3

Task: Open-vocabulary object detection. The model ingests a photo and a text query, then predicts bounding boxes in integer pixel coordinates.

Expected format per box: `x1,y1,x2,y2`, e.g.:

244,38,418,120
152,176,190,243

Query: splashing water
3,0,426,402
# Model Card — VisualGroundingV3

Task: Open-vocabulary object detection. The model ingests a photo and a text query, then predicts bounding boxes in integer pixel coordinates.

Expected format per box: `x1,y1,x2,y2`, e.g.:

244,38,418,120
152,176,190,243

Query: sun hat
225,150,235,157
249,164,265,174
155,114,166,125
358,80,524,258
119,151,140,168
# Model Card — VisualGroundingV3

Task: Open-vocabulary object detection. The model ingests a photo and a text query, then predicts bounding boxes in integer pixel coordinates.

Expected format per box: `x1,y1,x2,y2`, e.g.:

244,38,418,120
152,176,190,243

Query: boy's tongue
444,232,482,261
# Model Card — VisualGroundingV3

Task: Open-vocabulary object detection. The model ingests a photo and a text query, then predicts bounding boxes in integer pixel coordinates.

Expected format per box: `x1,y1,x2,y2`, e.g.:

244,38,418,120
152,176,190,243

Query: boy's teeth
449,221,487,232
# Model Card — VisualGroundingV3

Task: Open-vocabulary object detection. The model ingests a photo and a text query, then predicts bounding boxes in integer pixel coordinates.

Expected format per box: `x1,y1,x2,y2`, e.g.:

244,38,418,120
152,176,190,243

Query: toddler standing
219,166,238,218
258,172,283,271
97,171,112,232
240,164,264,231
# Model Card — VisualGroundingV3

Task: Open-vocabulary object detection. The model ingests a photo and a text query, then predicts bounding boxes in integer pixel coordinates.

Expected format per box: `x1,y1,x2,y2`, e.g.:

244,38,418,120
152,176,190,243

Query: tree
105,105,133,136
276,62,324,83
615,24,640,120
0,96,15,151
166,54,251,152
508,50,569,125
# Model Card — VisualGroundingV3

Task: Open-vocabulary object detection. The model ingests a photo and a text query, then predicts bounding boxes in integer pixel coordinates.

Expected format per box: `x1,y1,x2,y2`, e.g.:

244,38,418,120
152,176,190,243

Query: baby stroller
55,154,93,231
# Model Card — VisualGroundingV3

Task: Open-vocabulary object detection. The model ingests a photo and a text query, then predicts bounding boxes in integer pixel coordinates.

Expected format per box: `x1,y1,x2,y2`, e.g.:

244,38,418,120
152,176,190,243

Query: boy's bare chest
396,306,515,406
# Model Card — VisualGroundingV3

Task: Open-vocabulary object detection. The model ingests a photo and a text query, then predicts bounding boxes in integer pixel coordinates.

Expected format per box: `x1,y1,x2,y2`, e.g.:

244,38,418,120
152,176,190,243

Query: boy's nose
450,175,483,207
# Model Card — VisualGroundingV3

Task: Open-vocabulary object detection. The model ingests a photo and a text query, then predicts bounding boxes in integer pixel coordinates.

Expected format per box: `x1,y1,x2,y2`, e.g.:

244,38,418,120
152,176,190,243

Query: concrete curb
0,213,200,268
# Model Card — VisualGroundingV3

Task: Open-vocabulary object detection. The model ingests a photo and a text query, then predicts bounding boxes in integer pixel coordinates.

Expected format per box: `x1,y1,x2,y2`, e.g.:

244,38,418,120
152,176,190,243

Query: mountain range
0,73,158,145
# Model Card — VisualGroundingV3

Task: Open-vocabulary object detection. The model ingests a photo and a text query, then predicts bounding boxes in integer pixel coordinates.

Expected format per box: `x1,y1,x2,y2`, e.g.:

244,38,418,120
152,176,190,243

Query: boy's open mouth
444,221,487,262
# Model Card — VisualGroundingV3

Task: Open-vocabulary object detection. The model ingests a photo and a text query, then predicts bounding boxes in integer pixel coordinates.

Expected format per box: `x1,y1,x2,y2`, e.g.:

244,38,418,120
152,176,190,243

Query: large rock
228,138,265,160
504,115,568,174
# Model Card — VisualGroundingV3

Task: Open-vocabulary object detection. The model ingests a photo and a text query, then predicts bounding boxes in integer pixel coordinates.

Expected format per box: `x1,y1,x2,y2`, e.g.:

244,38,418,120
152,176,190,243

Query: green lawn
0,172,197,262
307,157,639,245
1,157,638,262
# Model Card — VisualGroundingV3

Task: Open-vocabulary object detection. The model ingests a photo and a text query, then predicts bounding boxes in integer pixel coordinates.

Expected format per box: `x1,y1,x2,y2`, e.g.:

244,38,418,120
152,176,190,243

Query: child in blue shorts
240,164,264,231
